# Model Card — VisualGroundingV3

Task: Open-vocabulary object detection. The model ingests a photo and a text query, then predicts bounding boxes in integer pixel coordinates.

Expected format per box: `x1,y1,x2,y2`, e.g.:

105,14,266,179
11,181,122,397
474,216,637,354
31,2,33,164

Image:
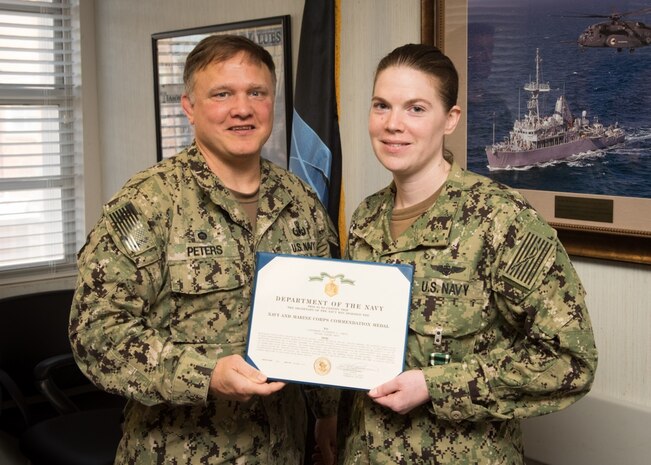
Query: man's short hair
183,34,276,95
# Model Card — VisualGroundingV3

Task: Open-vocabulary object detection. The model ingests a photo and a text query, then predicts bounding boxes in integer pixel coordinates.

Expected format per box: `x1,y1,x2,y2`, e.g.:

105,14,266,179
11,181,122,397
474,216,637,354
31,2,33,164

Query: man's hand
209,354,285,402
368,369,430,415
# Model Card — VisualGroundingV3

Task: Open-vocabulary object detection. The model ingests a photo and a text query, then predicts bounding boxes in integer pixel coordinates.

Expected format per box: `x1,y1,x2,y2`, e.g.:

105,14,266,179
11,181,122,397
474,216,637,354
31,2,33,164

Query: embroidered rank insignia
107,202,152,254
503,230,555,290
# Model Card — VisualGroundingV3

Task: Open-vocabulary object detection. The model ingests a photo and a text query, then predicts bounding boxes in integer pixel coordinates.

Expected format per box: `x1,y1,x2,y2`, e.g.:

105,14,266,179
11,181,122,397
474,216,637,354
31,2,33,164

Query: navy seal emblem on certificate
245,252,414,390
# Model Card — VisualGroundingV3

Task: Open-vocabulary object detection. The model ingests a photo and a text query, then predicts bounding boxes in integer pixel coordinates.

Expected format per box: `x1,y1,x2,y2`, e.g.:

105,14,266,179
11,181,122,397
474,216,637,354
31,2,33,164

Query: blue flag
290,0,342,230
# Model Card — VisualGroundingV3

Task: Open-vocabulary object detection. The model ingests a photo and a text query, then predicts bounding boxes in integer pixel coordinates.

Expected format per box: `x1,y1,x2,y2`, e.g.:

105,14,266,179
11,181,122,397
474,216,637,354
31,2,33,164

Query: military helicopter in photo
563,7,651,51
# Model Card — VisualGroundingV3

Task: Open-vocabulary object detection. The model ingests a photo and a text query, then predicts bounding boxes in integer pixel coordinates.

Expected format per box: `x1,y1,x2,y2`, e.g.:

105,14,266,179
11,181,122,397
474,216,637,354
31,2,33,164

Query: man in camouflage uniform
335,44,597,464
70,35,338,464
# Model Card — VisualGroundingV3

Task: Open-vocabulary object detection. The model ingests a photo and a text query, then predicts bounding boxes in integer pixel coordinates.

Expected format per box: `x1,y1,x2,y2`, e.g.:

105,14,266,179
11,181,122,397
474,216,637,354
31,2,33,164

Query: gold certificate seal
314,357,331,376
324,279,339,297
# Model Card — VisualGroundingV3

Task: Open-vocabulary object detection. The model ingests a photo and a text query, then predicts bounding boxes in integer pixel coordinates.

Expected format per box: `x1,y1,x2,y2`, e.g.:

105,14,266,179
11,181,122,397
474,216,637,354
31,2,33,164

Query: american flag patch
503,231,554,290
108,202,151,254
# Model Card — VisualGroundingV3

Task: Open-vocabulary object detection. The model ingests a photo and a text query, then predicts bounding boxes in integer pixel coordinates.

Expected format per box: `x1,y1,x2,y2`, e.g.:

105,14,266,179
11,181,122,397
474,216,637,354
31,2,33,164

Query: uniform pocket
168,257,248,344
406,276,491,368
169,256,245,294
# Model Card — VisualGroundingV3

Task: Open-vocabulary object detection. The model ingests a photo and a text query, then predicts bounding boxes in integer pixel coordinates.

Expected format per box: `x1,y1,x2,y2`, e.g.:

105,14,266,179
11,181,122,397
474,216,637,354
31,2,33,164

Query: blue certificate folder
245,252,413,390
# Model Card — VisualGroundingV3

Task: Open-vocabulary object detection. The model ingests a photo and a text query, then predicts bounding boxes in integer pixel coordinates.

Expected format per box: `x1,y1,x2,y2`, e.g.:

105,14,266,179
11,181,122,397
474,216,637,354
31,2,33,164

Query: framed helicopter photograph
152,16,292,167
422,0,651,264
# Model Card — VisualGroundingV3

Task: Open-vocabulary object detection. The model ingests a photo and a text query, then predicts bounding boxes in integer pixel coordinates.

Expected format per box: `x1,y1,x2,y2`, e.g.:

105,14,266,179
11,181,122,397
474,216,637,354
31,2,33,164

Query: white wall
522,258,651,465
7,0,651,463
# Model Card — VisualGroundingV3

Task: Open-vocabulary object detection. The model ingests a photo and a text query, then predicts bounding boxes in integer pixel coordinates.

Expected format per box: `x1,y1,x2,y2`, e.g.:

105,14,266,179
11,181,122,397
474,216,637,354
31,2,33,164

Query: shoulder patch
107,202,154,255
503,230,555,290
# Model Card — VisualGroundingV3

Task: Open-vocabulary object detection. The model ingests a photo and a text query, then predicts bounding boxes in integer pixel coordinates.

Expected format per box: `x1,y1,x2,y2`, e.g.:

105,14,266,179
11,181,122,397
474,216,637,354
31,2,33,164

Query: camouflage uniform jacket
339,162,597,464
70,143,339,465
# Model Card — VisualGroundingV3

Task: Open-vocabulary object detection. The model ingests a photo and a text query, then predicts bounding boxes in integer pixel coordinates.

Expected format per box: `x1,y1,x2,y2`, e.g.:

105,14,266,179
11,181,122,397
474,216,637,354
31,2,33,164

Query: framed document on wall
152,16,292,167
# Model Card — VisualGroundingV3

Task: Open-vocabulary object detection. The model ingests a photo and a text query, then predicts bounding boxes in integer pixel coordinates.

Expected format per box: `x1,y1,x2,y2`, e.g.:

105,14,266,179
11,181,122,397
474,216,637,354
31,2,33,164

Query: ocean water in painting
467,0,651,199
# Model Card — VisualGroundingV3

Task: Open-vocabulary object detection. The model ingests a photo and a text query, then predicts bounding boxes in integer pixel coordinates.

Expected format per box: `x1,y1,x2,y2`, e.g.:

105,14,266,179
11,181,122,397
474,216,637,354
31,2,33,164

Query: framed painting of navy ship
422,0,651,264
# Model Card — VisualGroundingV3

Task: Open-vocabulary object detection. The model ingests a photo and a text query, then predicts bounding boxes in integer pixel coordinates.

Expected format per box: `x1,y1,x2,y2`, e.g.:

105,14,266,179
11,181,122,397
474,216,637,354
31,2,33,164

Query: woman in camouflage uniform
334,43,597,464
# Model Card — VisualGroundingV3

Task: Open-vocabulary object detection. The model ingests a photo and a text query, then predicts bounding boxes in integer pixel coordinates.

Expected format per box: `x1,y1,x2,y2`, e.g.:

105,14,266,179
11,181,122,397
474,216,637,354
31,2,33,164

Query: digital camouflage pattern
70,143,339,465
338,162,597,464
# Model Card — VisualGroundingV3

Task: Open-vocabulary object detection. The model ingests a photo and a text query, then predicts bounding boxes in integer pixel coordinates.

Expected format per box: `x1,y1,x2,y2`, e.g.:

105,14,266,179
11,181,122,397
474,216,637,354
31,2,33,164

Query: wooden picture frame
421,0,651,264
152,16,292,168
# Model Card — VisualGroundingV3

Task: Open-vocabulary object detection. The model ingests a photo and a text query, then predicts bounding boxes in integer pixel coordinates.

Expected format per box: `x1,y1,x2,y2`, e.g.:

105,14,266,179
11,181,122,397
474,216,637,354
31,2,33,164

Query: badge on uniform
107,202,152,255
430,352,451,366
503,230,554,290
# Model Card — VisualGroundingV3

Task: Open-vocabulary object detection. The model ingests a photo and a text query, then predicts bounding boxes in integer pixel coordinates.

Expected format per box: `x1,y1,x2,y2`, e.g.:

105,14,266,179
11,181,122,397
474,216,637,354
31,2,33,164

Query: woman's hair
183,34,276,96
374,43,458,111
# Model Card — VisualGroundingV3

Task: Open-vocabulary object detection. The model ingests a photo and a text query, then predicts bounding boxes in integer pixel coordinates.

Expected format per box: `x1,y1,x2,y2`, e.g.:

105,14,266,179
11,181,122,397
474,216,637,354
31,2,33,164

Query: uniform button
450,410,463,420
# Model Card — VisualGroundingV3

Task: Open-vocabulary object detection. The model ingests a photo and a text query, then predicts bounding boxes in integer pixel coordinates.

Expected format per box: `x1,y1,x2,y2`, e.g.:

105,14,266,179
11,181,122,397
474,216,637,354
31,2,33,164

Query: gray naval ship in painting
486,48,625,169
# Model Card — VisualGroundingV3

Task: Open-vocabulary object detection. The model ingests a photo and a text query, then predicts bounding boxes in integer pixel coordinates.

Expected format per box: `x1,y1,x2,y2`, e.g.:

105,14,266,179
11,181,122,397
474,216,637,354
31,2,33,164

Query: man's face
182,52,275,166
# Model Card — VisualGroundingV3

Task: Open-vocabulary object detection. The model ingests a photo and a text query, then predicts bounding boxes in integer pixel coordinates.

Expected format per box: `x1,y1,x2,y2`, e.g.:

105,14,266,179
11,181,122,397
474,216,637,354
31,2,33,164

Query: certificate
245,252,413,390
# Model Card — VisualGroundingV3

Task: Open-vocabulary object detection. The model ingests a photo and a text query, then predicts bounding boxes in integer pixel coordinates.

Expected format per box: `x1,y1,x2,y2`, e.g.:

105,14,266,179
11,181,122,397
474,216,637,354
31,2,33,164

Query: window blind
0,0,82,279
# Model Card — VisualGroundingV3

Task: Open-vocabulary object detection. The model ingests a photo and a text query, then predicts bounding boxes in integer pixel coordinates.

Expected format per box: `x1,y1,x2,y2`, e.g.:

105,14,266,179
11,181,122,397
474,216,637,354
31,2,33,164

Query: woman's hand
368,369,430,414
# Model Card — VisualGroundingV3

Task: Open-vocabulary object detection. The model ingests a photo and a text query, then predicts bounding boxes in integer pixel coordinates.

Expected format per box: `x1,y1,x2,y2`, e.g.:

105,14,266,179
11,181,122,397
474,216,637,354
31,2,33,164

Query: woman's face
368,65,460,179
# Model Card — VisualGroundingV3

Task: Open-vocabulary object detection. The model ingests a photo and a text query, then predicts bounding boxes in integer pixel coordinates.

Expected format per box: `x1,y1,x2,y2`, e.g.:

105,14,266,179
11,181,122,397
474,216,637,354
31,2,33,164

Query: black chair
0,289,126,465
